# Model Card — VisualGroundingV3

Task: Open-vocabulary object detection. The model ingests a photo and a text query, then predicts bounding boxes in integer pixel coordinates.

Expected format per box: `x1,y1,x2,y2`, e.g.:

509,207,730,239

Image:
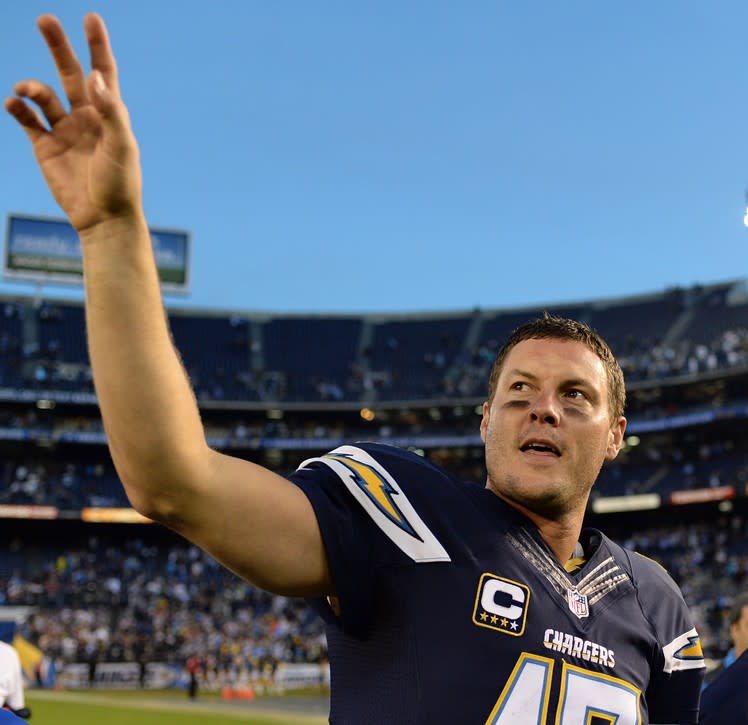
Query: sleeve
288,443,450,637
647,667,704,725
289,449,380,637
0,646,25,711
629,553,705,725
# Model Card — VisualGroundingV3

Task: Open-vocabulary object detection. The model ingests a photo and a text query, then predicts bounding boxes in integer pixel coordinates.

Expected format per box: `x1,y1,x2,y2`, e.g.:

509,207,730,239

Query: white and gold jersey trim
298,445,451,563
661,628,705,673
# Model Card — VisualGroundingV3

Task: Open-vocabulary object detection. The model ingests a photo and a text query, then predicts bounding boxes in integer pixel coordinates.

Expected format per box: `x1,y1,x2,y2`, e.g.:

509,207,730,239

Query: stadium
4,1,748,720
0,277,746,722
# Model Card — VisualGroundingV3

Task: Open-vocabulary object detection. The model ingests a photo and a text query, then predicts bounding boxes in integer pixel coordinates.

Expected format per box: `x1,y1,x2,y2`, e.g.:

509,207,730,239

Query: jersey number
485,652,642,724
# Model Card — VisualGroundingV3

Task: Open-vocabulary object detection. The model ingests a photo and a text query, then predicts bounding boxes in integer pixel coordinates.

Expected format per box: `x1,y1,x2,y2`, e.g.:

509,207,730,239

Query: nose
529,392,560,426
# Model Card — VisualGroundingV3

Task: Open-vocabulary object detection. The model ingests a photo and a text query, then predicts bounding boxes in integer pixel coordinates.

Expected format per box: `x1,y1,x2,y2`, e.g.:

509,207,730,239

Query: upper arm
646,667,703,724
151,448,333,598
627,553,705,723
2,648,25,710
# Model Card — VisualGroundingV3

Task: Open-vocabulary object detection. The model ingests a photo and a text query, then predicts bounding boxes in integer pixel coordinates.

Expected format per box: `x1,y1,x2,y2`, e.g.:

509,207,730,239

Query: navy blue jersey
290,442,705,724
699,649,748,724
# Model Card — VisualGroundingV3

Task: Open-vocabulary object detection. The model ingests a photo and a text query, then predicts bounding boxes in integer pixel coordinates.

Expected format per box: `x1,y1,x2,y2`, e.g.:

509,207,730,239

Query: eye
510,381,530,391
566,389,587,400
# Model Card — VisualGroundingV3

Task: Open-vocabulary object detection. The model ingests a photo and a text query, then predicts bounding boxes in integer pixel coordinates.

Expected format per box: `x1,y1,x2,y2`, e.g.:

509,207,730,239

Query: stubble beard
488,468,574,520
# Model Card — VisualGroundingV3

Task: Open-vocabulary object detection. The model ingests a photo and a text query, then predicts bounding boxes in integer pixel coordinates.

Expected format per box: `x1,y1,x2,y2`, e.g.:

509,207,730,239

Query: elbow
121,479,179,525
110,440,210,525
116,465,198,528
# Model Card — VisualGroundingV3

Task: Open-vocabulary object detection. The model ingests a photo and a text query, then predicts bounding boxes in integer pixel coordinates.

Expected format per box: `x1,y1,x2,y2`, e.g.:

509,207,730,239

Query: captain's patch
472,573,530,636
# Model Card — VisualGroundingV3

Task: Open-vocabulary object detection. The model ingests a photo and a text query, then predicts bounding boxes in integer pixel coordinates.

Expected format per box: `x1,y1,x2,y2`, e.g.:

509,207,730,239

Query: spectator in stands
8,14,706,723
699,591,748,724
0,641,30,720
185,654,201,700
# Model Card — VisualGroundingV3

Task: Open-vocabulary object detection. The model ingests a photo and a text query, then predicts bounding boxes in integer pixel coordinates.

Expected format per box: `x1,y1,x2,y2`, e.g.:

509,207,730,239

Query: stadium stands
0,278,746,689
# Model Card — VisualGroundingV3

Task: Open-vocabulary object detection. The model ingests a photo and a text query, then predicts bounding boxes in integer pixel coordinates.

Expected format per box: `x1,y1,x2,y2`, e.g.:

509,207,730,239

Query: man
0,641,30,720
186,654,201,700
699,592,748,724
6,14,705,723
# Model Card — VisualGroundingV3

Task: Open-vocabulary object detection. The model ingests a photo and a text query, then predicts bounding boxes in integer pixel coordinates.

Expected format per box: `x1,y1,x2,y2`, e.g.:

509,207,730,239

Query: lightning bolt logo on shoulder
324,453,419,537
298,445,451,563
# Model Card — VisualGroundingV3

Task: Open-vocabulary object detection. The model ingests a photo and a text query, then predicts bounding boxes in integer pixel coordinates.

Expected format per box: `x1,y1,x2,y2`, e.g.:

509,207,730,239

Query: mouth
520,440,561,457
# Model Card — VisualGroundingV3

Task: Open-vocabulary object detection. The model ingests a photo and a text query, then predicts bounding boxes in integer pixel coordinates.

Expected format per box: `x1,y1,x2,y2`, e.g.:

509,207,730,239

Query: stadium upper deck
0,278,745,405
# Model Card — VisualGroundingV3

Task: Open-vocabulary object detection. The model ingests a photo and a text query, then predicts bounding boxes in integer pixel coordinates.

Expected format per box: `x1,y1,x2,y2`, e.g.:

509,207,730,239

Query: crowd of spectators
0,512,744,689
618,327,748,383
2,538,326,691
620,513,748,661
0,460,126,510
1,425,746,510
440,326,748,399
0,290,746,403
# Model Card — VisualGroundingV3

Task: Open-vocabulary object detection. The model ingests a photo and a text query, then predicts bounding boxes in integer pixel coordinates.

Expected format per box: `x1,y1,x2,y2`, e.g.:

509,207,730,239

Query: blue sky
2,1,747,314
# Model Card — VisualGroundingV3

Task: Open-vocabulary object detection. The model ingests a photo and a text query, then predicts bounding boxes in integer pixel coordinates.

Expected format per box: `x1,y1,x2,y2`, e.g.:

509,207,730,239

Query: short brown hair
486,313,626,422
729,592,748,625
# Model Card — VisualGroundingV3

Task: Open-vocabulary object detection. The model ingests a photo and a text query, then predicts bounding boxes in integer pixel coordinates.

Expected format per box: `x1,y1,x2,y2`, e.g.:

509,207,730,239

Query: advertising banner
5,214,190,292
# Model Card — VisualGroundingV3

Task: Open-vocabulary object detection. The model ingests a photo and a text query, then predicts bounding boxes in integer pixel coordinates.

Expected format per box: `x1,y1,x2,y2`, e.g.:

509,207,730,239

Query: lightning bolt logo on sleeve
298,445,451,563
662,628,705,673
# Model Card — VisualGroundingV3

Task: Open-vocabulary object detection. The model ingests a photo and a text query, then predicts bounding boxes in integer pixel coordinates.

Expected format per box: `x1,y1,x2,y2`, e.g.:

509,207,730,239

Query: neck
491,488,585,563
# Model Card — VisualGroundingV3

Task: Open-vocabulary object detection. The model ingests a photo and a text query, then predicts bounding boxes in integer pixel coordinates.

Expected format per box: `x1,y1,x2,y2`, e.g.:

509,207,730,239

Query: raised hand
5,13,142,234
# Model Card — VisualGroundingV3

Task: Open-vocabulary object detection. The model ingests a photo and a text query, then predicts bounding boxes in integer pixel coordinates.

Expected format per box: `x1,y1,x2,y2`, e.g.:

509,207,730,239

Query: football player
7,13,705,723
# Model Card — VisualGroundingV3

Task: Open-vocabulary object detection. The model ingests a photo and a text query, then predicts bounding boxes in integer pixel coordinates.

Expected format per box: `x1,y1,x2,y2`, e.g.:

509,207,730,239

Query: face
731,604,748,658
480,338,626,520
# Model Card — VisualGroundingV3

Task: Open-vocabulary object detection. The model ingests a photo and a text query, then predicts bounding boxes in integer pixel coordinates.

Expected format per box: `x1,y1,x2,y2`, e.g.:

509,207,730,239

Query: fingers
85,13,120,97
7,13,125,143
36,14,89,109
4,96,48,144
11,80,66,127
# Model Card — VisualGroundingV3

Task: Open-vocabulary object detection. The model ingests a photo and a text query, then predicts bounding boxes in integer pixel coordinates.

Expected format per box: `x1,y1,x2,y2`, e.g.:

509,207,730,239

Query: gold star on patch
479,612,488,622
500,617,508,627
490,615,498,624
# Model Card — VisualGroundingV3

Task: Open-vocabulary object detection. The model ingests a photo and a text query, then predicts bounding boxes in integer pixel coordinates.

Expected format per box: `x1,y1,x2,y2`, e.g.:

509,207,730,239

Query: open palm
5,14,141,234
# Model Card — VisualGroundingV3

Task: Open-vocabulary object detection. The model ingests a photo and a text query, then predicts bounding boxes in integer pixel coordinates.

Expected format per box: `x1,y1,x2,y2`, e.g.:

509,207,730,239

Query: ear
605,417,627,461
479,401,490,443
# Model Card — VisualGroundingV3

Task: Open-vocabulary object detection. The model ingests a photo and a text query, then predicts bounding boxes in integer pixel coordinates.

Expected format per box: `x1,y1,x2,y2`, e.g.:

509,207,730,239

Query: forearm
11,13,333,597
79,213,332,594
80,213,208,518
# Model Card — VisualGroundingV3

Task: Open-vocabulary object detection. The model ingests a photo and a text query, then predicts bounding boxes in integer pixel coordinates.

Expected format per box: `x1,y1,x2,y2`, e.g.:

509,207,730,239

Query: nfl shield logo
567,589,589,619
